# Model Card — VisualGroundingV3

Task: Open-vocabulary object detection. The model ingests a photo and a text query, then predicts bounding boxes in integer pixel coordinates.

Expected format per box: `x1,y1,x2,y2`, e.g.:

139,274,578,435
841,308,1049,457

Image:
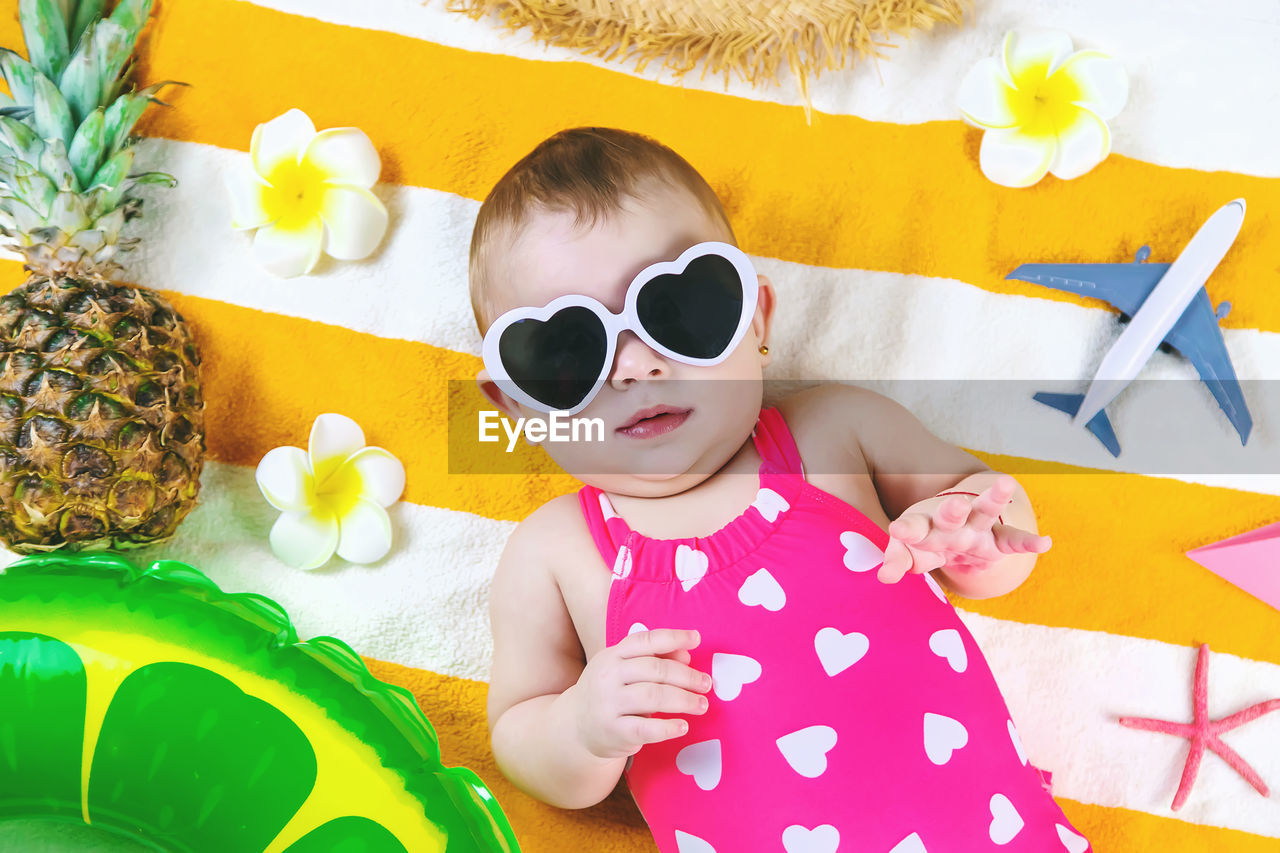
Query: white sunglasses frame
482,240,759,416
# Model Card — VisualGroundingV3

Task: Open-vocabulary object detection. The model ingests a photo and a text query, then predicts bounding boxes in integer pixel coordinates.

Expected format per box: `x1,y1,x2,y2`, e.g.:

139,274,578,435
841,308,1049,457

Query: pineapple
0,0,204,552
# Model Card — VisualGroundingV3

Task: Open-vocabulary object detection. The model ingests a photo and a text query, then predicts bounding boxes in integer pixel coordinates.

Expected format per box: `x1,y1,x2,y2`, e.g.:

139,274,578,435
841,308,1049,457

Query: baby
471,127,1091,852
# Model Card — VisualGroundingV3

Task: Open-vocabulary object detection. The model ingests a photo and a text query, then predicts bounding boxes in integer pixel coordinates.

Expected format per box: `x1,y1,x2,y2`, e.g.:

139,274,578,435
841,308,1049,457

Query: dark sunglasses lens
637,254,744,359
498,306,608,410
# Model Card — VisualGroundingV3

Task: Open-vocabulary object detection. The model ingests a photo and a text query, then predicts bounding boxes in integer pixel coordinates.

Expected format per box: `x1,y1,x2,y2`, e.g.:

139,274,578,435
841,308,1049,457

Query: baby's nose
609,330,668,387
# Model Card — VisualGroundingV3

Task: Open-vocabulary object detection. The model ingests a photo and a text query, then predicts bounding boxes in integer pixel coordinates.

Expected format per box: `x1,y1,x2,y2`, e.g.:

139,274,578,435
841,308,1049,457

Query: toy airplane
1006,199,1251,457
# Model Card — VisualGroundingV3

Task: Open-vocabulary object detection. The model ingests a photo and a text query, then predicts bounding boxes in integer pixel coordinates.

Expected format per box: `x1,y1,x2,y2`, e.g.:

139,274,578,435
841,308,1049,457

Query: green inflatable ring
0,552,521,853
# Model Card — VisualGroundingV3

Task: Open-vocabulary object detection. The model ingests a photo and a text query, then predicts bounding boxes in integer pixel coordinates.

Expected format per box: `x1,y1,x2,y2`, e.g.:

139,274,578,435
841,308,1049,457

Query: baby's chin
554,443,723,494
583,469,719,499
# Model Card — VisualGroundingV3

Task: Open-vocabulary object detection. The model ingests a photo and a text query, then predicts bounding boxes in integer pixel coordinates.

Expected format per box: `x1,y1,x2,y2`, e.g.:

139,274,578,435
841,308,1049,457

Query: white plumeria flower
957,30,1128,188
255,413,406,571
226,108,389,277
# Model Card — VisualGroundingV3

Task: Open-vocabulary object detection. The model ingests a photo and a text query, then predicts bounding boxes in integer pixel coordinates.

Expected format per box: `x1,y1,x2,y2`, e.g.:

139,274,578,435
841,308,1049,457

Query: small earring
759,344,769,355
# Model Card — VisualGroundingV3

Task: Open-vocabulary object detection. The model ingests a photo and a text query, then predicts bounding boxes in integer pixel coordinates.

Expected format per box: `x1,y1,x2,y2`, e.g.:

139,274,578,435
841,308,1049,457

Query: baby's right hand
572,628,712,760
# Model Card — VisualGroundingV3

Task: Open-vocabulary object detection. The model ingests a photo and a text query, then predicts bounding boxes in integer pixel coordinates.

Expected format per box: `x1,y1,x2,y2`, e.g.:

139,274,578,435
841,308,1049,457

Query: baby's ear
475,369,525,422
753,273,776,339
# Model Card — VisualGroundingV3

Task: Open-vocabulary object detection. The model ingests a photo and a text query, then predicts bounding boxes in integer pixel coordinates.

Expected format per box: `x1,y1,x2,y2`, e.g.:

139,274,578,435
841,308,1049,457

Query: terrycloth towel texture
2,0,1280,851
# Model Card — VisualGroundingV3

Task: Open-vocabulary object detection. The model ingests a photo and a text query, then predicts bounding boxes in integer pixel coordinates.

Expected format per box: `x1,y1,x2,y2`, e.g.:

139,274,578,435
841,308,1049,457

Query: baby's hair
468,126,737,334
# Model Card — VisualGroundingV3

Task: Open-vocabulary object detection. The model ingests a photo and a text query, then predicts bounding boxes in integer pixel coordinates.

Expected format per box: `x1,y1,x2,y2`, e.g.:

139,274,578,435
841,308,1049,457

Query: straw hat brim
446,0,968,120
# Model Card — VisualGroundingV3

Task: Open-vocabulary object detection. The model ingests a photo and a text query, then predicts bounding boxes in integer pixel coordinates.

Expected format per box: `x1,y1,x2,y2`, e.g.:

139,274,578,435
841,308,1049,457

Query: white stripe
243,0,1280,176
962,610,1280,838
1,460,512,681
3,467,1277,837
19,136,1275,495
83,139,482,356
759,253,1280,496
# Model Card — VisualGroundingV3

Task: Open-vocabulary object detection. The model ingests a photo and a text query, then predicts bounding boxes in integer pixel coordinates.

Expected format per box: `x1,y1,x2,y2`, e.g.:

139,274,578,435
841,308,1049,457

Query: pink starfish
1118,643,1280,811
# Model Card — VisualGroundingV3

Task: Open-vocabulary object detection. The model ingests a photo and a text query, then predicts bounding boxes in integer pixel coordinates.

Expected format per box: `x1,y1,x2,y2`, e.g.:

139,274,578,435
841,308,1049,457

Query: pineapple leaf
125,170,175,187
0,106,34,121
103,91,147,153
0,116,46,163
90,19,131,102
92,204,125,236
47,189,90,232
32,74,75,145
0,197,46,233
12,162,57,215
37,136,77,191
19,0,71,82
0,48,39,105
68,106,105,188
69,0,107,52
107,0,154,50
69,225,105,252
56,20,102,126
88,145,132,191
0,92,13,109
102,81,181,152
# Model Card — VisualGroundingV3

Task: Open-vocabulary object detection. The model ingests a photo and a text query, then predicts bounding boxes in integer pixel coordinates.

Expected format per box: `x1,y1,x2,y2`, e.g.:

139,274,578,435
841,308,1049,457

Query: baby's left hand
878,475,1052,584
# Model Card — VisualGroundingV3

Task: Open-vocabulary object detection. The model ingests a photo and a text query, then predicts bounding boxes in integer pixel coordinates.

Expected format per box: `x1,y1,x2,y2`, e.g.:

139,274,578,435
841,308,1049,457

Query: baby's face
476,184,775,497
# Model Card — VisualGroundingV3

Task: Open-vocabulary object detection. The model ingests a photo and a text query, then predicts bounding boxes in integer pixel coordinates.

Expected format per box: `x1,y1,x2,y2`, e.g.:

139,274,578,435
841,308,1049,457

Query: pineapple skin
0,273,204,552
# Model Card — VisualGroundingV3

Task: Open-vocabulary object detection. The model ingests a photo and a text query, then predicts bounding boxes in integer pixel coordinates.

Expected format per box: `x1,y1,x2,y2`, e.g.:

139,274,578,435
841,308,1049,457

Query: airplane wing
1005,261,1171,317
1160,288,1253,445
1009,260,1253,447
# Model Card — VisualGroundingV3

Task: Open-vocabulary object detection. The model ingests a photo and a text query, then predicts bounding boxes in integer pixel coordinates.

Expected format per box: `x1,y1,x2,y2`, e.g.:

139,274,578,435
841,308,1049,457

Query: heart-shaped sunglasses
482,241,758,415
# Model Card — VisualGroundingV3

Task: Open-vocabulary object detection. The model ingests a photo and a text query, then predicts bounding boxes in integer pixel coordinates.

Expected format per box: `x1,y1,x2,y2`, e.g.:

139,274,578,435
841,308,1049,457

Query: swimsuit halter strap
752,405,806,478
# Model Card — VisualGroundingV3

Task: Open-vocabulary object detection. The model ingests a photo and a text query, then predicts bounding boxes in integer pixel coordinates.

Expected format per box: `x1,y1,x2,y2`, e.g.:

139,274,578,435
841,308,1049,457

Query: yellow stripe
956,458,1280,673
1058,798,1277,852
369,657,1280,851
2,2,1278,328
4,259,1277,668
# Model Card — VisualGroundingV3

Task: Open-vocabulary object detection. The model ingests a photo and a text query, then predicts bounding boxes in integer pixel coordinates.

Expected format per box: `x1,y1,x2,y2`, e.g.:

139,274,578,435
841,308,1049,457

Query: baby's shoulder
776,383,882,425
499,492,598,579
774,384,882,472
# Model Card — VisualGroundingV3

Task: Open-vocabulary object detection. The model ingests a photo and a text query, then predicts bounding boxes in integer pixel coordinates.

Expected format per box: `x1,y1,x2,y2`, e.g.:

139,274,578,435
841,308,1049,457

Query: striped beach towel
1,0,1278,850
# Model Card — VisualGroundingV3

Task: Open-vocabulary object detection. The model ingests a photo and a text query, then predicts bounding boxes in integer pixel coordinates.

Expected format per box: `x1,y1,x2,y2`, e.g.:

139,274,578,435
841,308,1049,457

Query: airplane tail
1033,392,1122,457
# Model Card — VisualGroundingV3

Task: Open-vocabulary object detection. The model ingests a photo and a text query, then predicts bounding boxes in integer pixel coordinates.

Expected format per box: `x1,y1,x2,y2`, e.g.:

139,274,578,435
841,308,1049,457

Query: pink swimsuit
577,406,1091,853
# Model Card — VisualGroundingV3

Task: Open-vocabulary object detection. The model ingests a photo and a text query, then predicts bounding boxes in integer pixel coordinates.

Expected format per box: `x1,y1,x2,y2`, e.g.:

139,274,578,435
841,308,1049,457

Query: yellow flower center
263,157,329,231
1007,58,1085,138
311,459,364,519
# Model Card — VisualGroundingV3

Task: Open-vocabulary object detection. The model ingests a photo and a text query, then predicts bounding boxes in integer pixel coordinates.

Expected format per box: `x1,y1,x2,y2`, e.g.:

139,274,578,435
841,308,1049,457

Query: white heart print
627,622,648,636
814,627,869,676
782,824,839,853
675,544,709,592
1007,719,1028,766
776,725,837,778
889,833,927,853
612,544,632,580
738,568,786,611
674,830,716,853
840,530,884,573
928,629,967,673
988,794,1024,845
712,653,762,701
675,739,722,791
1055,823,1089,853
922,713,968,765
752,487,790,522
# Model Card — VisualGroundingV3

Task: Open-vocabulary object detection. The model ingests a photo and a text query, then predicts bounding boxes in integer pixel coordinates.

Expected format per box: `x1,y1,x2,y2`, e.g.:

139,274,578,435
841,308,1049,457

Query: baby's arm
816,385,1045,598
487,495,710,810
487,497,626,809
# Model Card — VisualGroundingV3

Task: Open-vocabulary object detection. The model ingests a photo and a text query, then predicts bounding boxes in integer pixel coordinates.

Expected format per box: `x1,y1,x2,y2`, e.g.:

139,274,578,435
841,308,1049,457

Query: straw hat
446,0,967,121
